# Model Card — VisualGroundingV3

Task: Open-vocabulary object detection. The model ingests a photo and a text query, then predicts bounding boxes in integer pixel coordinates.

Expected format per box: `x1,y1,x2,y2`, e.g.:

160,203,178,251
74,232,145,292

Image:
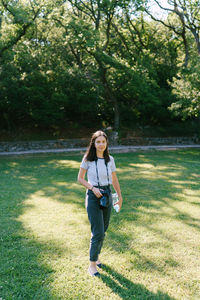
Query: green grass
0,150,200,300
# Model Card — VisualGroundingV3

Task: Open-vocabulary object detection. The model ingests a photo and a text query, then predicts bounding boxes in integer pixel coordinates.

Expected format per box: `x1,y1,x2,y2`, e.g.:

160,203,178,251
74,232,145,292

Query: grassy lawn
0,150,199,300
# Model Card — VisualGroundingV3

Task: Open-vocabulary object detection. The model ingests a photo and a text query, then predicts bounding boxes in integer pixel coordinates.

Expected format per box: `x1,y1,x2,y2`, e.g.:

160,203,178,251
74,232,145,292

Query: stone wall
120,136,200,146
0,136,199,152
0,138,90,152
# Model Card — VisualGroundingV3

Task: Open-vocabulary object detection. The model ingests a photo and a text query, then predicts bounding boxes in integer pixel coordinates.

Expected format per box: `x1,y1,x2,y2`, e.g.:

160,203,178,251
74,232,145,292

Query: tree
0,0,40,57
143,0,200,120
144,0,200,66
1,0,196,134
169,57,200,119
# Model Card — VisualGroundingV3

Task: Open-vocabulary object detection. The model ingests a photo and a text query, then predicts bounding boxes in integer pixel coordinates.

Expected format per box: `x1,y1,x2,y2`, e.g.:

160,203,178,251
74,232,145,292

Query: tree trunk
182,31,189,67
193,31,200,55
94,52,120,132
113,98,120,132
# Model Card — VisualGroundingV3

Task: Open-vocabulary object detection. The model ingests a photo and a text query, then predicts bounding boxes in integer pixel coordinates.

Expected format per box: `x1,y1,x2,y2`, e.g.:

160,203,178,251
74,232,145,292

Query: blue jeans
86,186,112,262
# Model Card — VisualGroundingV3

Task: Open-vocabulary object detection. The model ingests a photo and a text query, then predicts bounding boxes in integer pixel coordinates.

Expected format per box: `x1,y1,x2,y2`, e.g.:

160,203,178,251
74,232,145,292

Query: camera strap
95,159,110,188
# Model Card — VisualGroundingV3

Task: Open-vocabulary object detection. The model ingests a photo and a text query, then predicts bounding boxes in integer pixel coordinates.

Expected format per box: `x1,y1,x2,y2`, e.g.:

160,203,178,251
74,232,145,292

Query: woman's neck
96,151,104,158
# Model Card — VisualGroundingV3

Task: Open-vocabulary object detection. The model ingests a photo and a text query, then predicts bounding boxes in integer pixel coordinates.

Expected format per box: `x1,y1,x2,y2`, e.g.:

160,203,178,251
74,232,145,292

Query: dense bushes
0,0,199,135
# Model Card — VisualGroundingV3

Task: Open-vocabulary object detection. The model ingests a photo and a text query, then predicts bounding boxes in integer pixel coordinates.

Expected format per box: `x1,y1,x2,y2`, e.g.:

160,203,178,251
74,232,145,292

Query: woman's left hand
115,197,123,212
112,172,123,212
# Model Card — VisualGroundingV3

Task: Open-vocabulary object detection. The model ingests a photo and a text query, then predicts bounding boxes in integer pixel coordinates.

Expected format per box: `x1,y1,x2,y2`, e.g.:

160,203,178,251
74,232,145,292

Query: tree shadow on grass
100,265,175,300
0,214,66,299
0,155,75,300
0,150,199,298
102,150,200,281
116,149,200,233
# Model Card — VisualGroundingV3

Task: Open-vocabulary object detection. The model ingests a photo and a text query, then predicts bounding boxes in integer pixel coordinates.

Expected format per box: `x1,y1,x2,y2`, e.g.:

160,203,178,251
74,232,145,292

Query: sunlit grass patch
0,150,199,299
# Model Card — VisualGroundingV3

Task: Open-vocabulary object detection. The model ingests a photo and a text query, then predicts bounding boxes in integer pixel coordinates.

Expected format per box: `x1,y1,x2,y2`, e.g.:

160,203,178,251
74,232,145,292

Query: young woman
78,130,123,277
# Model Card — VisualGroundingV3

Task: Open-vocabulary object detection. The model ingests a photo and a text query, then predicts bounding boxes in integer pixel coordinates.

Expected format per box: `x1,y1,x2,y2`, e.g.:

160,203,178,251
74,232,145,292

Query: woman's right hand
92,187,103,198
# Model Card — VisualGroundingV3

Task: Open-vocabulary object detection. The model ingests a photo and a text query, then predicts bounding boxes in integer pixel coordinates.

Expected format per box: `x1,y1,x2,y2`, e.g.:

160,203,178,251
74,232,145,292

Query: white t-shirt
80,155,116,186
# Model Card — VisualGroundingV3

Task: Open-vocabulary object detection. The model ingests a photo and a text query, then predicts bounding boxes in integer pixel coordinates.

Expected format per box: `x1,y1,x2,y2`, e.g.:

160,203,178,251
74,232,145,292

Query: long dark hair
85,130,110,163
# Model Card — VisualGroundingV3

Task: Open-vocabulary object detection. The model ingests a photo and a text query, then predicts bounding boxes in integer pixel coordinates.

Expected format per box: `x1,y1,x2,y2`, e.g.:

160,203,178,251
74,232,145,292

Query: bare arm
112,171,123,210
77,167,102,198
77,167,92,190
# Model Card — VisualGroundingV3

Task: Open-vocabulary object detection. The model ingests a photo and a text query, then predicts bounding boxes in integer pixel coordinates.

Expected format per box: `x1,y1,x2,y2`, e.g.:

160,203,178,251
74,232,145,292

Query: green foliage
169,57,200,119
0,0,199,134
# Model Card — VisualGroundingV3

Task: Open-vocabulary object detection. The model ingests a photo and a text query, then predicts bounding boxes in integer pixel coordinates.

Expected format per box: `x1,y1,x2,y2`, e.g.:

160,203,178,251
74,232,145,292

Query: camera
100,189,110,208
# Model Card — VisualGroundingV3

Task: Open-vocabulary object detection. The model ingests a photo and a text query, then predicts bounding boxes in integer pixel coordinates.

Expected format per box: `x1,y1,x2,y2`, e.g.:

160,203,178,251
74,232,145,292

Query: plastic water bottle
114,204,120,213
112,193,120,213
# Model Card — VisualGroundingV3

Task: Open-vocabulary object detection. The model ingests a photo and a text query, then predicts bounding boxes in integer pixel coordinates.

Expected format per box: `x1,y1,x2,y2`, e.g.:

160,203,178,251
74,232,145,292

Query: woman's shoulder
82,155,94,164
82,154,87,162
81,155,94,169
108,155,116,171
109,155,115,162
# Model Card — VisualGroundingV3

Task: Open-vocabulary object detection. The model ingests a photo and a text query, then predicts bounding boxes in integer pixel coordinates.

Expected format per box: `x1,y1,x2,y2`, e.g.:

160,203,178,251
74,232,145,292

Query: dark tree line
0,0,199,134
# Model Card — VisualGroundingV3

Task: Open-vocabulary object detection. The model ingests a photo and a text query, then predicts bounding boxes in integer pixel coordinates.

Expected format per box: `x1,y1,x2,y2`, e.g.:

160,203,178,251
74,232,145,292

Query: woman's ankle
90,261,97,268
96,259,101,264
